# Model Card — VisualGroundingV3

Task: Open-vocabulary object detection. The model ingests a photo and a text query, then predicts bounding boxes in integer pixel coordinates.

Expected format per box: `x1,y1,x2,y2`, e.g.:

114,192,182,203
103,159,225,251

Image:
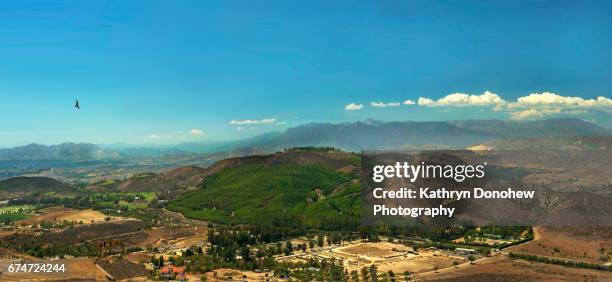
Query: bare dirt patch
337,242,412,258
17,207,127,225
204,268,277,282
376,251,461,275
137,226,207,250
124,252,153,264
303,241,460,275
96,258,148,281
421,255,612,281
508,226,612,263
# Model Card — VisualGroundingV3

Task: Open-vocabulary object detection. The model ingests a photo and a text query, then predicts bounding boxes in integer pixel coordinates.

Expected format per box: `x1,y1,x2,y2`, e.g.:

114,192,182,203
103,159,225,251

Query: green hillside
0,176,75,194
167,163,361,230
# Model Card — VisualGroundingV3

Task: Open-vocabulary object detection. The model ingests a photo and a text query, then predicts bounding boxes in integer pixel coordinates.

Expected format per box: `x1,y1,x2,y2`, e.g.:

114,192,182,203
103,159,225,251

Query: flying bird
74,99,80,110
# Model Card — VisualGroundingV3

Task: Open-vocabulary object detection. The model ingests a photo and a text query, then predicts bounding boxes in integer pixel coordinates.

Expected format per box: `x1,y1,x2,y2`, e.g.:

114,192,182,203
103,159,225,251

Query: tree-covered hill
0,176,75,194
167,148,362,230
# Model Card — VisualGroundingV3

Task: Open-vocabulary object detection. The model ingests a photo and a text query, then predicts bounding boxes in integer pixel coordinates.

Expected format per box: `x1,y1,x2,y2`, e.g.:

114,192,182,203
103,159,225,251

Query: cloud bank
345,103,364,111
230,118,278,125
346,91,611,120
512,92,612,108
417,91,504,107
371,101,400,108
189,129,204,136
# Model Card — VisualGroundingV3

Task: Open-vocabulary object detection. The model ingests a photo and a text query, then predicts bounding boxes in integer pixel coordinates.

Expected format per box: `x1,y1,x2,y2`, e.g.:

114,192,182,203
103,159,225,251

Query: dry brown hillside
86,166,204,193
205,148,359,177
116,166,204,192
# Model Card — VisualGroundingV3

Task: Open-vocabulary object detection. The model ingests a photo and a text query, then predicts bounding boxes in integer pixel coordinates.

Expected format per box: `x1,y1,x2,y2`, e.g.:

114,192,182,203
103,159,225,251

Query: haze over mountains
1,118,610,162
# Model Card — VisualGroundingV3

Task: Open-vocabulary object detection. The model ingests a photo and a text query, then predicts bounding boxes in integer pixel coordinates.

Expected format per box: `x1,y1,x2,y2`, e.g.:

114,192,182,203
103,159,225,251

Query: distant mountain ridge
0,142,120,161
1,118,610,161
449,118,609,138
216,117,611,152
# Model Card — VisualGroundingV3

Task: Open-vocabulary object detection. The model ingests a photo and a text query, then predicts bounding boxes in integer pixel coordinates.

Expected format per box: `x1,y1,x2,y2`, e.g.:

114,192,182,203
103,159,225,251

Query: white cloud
230,118,278,125
417,97,435,106
148,134,160,139
371,101,401,108
189,129,204,136
345,103,364,111
509,108,562,120
512,92,612,108
507,92,612,119
417,91,504,107
346,91,610,121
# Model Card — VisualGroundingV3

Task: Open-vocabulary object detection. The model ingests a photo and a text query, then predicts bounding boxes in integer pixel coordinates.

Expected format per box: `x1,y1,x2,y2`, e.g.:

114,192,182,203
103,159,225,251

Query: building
455,248,476,255
483,233,502,239
160,265,186,280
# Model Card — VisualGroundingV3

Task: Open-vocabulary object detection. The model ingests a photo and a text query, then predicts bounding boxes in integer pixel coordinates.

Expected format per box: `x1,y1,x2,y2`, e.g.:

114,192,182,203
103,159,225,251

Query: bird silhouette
75,99,80,110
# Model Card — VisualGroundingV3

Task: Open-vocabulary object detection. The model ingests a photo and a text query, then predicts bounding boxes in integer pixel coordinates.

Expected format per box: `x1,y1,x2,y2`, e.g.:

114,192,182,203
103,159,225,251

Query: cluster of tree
289,257,348,281
358,222,475,242
10,192,152,212
302,232,364,250
508,252,612,272
344,264,411,282
0,228,143,258
403,239,491,256
184,227,280,272
0,207,31,224
464,225,530,241
183,227,359,279
283,146,341,153
247,224,307,243
0,240,99,258
28,220,82,229
151,254,185,268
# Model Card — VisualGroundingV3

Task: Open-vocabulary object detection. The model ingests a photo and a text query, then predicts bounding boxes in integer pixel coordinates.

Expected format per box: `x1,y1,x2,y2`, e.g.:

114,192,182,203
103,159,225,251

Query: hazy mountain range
1,118,610,161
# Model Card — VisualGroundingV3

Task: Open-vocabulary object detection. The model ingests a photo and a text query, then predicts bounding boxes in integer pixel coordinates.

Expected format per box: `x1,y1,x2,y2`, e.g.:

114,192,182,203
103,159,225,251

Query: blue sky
1,1,611,147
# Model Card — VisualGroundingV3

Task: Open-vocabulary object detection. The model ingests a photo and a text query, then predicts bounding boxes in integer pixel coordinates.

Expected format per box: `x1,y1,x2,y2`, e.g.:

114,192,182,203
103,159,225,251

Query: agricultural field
337,241,412,259
0,205,35,224
419,226,612,281
0,213,29,223
0,205,34,213
419,255,612,281
137,226,207,251
96,257,149,281
201,268,277,282
336,241,462,274
278,239,466,277
16,206,127,226
508,226,612,264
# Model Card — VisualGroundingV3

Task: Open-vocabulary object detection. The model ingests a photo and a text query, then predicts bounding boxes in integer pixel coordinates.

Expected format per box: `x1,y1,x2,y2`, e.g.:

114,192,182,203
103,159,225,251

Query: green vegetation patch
168,164,360,230
0,204,34,213
0,213,29,223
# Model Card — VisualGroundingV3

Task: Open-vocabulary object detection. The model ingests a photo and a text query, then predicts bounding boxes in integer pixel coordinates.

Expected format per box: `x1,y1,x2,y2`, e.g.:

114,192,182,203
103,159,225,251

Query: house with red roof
160,265,186,281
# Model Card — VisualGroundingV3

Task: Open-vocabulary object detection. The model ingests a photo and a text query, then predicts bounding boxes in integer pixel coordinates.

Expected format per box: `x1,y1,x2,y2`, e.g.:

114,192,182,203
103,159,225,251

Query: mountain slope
86,166,205,193
0,143,121,161
450,118,611,138
168,143,612,229
167,148,361,230
171,118,611,152
0,176,75,194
